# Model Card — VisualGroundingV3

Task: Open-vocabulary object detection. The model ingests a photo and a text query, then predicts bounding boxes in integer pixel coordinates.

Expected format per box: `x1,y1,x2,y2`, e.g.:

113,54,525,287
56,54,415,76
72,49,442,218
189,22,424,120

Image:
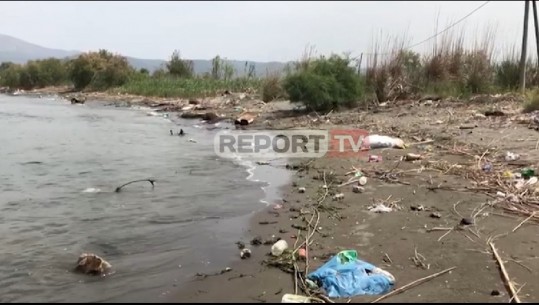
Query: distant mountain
0,33,288,77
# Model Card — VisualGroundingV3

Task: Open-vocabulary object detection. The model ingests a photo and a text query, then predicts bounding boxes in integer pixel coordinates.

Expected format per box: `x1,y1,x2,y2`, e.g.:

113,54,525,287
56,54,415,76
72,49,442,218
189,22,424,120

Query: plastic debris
281,294,312,303
365,135,405,149
358,176,368,186
271,240,289,257
505,152,520,161
333,193,345,201
368,155,383,162
307,250,395,298
298,187,306,193
368,203,392,213
404,153,423,161
482,162,493,172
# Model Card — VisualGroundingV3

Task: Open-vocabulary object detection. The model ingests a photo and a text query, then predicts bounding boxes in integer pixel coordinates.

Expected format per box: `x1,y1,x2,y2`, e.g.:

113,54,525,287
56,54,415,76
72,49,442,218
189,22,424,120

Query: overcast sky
0,1,531,62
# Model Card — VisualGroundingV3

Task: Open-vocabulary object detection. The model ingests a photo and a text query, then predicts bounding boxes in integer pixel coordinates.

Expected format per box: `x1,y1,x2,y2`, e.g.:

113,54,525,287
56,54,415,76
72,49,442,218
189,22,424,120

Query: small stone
236,241,246,250
490,289,501,296
460,217,474,226
411,205,424,211
332,193,344,201
430,212,442,219
352,185,365,193
250,236,262,246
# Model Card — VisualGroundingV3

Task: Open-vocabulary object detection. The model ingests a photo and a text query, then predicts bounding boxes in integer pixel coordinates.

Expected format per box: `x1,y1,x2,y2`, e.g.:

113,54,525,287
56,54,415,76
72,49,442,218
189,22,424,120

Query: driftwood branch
115,179,156,192
489,242,521,303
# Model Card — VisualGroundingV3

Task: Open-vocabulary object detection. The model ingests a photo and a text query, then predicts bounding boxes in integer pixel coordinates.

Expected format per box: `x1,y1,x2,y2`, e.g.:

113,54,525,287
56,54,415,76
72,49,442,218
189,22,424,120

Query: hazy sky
0,1,531,62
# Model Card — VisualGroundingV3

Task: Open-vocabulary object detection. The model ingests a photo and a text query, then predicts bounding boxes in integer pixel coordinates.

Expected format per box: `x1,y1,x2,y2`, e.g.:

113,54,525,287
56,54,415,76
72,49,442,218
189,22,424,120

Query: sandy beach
16,88,539,303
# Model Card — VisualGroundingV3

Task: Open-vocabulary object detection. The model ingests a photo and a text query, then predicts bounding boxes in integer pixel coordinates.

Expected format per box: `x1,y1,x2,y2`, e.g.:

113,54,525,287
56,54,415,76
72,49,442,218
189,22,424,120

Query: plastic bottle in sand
281,294,311,303
271,240,288,257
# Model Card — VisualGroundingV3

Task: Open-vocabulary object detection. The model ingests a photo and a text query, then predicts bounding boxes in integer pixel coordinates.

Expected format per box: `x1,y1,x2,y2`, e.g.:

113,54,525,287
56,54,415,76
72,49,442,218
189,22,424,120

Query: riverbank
9,88,539,302
172,95,539,303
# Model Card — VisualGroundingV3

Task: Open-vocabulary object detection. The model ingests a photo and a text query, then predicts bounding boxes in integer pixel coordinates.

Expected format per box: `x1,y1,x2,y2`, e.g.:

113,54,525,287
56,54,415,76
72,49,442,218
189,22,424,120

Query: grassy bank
0,30,536,110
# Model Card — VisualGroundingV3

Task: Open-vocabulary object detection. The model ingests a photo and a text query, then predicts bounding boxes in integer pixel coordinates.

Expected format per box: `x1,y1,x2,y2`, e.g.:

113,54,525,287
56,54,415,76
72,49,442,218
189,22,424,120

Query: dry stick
489,242,522,303
512,212,536,232
114,179,155,192
370,267,457,303
509,283,527,303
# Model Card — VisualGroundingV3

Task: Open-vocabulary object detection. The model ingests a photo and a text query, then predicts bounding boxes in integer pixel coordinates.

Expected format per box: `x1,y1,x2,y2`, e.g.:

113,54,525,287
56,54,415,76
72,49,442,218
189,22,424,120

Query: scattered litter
333,193,345,201
496,191,506,198
298,248,307,259
526,176,538,186
273,204,283,210
188,138,197,143
298,187,306,193
307,250,395,298
482,162,493,172
521,168,535,179
505,152,520,161
368,203,393,213
271,240,289,257
411,205,424,211
473,113,486,119
352,185,365,193
240,248,252,259
404,153,423,162
459,124,476,130
281,293,312,303
430,212,442,219
368,155,383,162
365,135,405,149
236,241,246,249
234,112,256,125
358,176,368,186
434,120,444,124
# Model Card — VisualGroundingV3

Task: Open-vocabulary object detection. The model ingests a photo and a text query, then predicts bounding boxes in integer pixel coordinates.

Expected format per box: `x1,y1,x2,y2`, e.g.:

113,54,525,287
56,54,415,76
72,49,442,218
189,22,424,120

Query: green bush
68,50,133,90
524,88,539,113
262,74,285,102
283,55,362,111
167,50,194,78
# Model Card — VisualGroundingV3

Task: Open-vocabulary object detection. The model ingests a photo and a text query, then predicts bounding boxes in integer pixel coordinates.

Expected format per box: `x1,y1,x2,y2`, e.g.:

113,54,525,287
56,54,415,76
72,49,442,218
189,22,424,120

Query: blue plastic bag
307,250,394,298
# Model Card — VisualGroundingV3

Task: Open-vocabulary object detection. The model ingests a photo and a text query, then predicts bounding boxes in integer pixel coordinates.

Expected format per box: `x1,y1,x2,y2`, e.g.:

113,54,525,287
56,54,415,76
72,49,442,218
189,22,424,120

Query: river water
0,94,290,302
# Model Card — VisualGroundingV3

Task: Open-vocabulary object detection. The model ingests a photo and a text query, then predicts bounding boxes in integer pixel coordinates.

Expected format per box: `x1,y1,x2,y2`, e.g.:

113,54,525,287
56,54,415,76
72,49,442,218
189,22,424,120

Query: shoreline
6,89,539,302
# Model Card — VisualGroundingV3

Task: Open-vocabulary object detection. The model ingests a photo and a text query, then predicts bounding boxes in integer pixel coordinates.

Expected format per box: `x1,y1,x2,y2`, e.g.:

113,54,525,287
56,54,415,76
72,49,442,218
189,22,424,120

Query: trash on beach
404,153,423,162
521,168,535,179
306,250,395,298
273,204,283,210
250,236,263,246
256,161,270,165
482,162,493,172
240,248,252,259
368,203,392,213
505,151,520,161
271,240,289,257
234,112,256,125
352,185,365,193
298,187,306,193
430,212,442,219
368,155,383,162
365,135,405,149
332,193,344,201
75,253,112,276
358,176,368,186
281,293,312,303
459,124,477,130
298,248,307,260
460,217,474,226
473,113,486,119
188,138,197,143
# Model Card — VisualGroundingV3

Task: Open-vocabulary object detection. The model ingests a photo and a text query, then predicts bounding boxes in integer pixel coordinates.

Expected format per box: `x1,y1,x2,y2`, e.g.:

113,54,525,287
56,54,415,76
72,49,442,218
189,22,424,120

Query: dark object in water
71,97,85,104
178,129,185,136
485,110,505,117
115,179,155,192
170,130,174,136
75,253,112,275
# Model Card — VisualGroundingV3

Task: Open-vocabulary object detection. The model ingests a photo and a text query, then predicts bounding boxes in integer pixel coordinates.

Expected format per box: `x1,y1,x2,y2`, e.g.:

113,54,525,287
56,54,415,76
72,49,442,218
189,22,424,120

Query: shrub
167,50,193,78
523,88,539,113
262,74,285,102
283,54,362,111
68,50,132,90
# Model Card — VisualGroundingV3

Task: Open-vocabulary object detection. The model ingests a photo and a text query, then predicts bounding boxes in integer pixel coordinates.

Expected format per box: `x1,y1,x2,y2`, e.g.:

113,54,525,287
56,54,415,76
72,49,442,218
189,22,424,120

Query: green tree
166,50,193,78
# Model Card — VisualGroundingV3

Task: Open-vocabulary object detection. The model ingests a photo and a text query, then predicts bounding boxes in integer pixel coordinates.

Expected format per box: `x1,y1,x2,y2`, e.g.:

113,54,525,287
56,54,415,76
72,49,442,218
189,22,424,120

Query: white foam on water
82,187,101,193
